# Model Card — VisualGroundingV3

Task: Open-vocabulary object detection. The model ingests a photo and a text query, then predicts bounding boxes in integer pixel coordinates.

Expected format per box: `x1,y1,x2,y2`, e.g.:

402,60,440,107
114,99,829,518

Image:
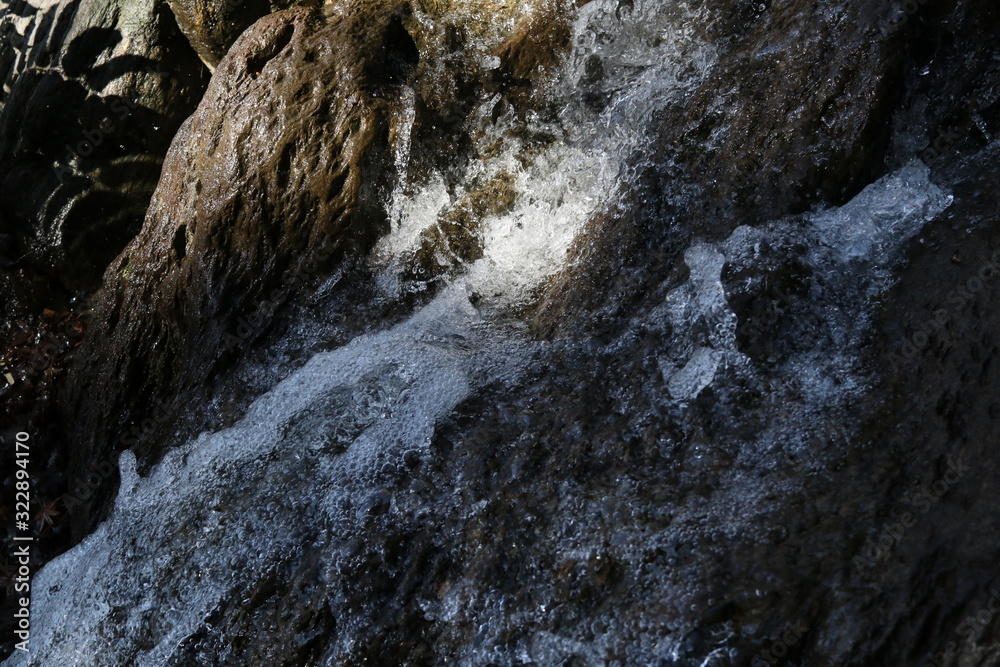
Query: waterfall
3,0,975,662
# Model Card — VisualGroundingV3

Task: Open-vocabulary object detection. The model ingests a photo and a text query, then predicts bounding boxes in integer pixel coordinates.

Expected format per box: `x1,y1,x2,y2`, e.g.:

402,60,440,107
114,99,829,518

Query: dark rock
0,0,208,291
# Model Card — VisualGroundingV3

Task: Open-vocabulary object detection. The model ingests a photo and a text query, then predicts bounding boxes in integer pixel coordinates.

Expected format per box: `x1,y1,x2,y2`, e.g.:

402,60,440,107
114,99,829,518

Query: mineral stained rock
164,0,303,69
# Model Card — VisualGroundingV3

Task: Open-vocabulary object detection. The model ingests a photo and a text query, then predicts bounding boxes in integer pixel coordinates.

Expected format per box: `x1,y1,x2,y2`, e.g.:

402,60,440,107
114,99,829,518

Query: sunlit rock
165,0,303,69
64,0,583,528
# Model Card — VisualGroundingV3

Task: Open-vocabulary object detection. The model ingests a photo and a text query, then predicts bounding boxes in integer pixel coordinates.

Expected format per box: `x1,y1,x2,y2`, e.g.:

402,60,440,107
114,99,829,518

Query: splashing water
6,3,722,662
6,2,958,666
13,286,531,665
375,0,717,306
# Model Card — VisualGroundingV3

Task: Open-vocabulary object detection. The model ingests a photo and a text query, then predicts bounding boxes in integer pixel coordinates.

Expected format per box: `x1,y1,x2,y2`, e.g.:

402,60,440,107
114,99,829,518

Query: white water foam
8,286,528,666
373,0,716,306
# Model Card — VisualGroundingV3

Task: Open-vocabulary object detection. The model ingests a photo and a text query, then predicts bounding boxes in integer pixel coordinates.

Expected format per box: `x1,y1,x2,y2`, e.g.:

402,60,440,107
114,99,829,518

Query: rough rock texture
64,3,418,530
0,0,208,291
165,0,303,69
62,0,571,533
0,0,205,653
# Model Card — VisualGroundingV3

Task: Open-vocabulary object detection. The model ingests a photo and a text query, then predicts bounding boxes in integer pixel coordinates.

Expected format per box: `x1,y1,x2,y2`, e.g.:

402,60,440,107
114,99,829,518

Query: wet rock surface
62,0,577,532
2,0,1000,664
532,0,915,330
63,3,424,528
165,0,303,69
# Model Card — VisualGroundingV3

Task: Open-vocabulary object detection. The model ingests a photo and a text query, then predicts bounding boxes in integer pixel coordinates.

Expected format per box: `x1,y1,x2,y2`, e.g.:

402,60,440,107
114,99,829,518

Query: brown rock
62,0,578,536
165,0,307,69
409,169,517,278
490,0,575,103
66,3,419,529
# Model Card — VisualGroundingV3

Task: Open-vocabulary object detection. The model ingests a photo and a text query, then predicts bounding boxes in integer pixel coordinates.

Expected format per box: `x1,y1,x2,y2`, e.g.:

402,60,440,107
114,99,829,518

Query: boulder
164,0,304,69
63,0,576,531
65,2,419,530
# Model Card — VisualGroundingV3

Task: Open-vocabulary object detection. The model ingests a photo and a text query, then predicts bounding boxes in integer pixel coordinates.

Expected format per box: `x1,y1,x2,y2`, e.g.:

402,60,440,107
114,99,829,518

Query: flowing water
3,0,962,663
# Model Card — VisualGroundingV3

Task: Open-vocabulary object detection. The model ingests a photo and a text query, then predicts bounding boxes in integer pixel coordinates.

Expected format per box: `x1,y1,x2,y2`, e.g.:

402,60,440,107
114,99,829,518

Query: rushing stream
8,156,952,664
3,0,998,663
6,1,725,662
